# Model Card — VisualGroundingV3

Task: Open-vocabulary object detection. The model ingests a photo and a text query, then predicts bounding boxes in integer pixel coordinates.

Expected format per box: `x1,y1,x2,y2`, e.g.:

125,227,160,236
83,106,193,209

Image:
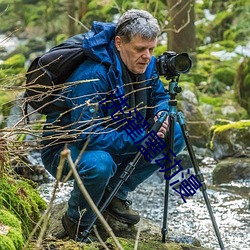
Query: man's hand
154,111,169,138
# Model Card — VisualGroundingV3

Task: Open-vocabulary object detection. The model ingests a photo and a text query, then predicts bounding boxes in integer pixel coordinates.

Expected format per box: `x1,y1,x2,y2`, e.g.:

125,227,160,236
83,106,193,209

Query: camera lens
174,53,192,73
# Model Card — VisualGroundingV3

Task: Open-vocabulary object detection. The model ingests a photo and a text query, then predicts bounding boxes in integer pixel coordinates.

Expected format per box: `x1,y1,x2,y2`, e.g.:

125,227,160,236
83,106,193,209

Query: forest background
0,0,250,249
0,0,250,124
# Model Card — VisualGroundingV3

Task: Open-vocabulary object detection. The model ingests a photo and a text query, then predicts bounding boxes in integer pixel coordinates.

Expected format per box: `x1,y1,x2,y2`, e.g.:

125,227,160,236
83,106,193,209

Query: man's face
115,35,157,74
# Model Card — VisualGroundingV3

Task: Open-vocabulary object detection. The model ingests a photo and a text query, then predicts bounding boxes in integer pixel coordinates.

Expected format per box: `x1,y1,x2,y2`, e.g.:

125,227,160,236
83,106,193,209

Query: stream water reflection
38,157,250,250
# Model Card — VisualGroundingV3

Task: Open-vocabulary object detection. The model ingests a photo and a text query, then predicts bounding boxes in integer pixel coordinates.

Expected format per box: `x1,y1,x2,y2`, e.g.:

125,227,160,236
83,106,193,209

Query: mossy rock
209,120,250,160
106,237,210,250
0,209,24,250
0,174,47,239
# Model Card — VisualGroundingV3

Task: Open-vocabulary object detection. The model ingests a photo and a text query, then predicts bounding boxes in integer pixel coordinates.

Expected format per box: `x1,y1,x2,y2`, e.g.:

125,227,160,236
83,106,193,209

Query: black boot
61,213,97,242
103,193,140,225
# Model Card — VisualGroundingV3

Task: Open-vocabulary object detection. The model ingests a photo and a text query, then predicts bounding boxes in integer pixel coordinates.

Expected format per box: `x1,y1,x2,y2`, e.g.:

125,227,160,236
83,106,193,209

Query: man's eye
136,48,144,52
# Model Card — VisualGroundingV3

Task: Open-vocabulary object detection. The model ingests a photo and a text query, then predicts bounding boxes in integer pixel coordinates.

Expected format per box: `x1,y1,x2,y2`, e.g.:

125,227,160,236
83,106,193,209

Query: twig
68,14,89,31
93,225,110,250
61,148,124,250
134,220,142,250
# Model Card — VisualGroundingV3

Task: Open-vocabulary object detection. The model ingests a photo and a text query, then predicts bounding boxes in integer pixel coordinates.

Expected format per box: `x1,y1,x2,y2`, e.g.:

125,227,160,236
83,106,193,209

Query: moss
0,209,24,249
212,120,250,133
7,228,24,249
106,237,207,250
213,67,235,86
0,54,26,86
0,235,16,250
0,209,21,229
1,54,25,69
199,95,224,107
0,175,47,239
209,120,250,151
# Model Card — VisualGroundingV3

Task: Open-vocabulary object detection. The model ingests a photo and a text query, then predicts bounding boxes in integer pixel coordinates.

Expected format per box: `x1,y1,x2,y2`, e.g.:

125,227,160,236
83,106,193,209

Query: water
38,157,250,250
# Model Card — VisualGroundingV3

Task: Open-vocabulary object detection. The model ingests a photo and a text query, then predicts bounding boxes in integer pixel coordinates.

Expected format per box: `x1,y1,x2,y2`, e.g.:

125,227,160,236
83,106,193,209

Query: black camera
156,51,192,79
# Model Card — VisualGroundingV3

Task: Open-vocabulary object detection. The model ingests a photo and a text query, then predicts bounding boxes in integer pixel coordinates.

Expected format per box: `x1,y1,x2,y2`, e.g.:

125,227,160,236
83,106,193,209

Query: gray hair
115,9,160,43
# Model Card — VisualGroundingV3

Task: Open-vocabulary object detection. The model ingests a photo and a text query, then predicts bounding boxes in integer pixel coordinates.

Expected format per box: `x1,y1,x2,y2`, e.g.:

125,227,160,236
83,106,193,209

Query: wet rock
213,157,250,184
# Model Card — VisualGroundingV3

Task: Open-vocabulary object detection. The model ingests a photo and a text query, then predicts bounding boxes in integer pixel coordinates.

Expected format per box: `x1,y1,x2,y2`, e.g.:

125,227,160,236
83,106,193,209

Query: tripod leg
177,112,225,250
162,115,175,243
162,172,170,243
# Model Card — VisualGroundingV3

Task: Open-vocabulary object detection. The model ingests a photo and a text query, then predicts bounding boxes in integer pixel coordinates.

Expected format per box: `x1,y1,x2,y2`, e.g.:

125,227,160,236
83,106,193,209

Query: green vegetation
0,174,47,240
0,209,24,250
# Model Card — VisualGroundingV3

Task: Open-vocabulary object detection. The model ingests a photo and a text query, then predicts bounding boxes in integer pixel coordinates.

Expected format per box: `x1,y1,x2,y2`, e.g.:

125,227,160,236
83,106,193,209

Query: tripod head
168,76,182,100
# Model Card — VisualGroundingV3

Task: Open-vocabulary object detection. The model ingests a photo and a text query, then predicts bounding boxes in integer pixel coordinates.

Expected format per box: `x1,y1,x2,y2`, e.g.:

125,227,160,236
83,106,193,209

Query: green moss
213,120,250,133
0,209,24,249
0,54,26,86
106,237,206,250
7,228,24,249
213,67,235,86
1,54,25,69
199,95,224,107
0,175,47,239
0,209,21,229
0,235,16,250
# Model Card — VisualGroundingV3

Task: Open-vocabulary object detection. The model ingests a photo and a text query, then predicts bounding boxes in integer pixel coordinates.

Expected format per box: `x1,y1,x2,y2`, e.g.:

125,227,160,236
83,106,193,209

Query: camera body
156,51,192,79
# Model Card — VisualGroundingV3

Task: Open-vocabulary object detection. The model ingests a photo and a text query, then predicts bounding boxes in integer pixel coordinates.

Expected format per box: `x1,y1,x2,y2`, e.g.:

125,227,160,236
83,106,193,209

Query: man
41,9,185,241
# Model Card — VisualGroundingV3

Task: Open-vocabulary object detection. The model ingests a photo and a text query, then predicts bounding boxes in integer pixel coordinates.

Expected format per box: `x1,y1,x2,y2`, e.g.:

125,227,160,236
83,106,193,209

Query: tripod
161,77,225,249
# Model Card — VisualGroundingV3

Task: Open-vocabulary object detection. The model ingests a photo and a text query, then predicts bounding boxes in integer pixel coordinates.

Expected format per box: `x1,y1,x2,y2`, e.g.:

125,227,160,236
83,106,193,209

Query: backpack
24,34,87,115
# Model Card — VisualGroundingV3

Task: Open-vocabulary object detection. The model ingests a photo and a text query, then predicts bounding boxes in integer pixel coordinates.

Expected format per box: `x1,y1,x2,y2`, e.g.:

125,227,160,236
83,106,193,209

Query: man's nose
142,49,151,59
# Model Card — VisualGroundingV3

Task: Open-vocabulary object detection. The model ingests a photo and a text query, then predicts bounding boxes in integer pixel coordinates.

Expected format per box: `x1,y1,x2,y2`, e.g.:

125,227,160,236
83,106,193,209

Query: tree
166,0,196,62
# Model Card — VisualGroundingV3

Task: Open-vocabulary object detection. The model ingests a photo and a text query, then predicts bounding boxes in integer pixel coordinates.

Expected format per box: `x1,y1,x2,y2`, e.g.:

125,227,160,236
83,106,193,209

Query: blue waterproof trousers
41,122,185,226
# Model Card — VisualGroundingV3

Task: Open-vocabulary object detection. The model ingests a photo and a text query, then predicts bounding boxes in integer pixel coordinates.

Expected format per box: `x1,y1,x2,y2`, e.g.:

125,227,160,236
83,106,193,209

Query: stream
38,156,250,250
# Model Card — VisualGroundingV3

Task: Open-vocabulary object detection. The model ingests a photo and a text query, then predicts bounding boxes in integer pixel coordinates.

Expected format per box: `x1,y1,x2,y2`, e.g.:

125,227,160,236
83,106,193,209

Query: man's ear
115,36,122,51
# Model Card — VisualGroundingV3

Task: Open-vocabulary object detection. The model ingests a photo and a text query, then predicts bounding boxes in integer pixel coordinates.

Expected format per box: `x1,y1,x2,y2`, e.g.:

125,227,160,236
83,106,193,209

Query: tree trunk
167,0,196,63
67,0,76,36
78,0,88,20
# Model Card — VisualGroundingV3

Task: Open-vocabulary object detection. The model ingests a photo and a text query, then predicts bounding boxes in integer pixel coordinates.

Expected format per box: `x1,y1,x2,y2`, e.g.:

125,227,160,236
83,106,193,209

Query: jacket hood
82,21,116,65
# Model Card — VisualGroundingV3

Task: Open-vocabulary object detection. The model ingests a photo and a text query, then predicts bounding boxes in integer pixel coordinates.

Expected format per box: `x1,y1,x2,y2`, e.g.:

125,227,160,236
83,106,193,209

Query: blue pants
41,123,185,226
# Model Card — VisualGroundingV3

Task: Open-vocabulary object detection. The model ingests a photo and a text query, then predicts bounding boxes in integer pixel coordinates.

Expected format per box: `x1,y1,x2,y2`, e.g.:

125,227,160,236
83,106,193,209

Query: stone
213,157,250,184
179,100,211,148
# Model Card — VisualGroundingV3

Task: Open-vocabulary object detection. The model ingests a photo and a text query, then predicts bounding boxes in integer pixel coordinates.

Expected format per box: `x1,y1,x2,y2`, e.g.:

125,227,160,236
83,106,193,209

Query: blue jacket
44,21,170,156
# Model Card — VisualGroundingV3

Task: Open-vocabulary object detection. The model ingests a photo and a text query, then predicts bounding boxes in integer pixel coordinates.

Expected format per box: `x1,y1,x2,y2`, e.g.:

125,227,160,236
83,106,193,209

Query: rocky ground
31,201,211,250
